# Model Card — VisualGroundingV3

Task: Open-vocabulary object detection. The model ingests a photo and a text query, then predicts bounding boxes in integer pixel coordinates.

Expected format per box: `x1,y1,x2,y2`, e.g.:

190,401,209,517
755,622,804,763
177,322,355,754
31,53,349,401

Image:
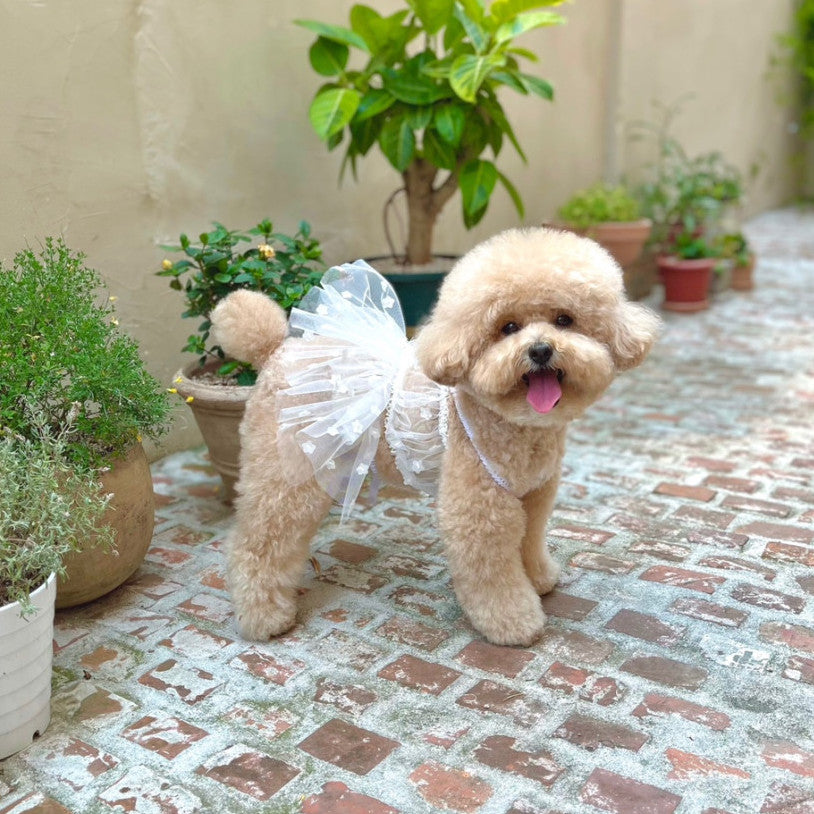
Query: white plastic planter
0,573,56,759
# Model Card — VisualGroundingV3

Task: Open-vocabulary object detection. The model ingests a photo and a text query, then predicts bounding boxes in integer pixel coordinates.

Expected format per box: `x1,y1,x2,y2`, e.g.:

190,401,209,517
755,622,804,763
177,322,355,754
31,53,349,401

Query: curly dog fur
211,227,660,646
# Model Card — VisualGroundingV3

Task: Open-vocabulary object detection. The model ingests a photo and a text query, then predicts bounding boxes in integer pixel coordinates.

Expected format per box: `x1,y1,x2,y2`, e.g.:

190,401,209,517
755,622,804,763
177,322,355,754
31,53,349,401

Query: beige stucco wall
0,0,799,459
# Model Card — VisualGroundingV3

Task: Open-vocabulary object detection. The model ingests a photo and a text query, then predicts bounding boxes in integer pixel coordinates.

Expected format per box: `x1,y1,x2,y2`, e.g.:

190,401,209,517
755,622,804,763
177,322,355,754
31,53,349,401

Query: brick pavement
1,207,813,814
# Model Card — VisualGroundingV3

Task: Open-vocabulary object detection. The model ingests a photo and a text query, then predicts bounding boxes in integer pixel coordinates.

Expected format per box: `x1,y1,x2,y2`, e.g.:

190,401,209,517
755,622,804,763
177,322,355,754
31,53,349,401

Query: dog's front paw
527,557,561,596
468,595,547,647
235,602,295,641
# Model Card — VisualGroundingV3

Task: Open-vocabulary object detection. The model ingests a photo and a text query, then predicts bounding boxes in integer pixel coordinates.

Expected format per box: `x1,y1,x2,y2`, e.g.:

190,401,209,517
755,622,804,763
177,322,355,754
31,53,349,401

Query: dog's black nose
528,343,554,367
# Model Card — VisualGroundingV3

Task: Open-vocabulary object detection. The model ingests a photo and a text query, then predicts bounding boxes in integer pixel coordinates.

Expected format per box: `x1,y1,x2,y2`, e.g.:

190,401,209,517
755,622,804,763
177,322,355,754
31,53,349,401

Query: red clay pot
730,254,756,291
657,255,716,313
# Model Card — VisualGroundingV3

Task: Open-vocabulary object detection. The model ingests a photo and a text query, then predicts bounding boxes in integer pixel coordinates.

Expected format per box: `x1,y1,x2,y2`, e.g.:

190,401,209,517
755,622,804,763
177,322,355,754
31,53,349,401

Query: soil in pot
657,255,716,313
175,359,253,501
57,444,155,609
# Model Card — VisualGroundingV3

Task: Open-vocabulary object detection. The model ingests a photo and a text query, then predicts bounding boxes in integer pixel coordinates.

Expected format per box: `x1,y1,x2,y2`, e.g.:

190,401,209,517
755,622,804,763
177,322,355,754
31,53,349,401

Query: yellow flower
185,396,194,403
162,259,173,270
174,376,183,384
110,317,119,326
109,295,118,302
167,388,177,394
258,243,275,260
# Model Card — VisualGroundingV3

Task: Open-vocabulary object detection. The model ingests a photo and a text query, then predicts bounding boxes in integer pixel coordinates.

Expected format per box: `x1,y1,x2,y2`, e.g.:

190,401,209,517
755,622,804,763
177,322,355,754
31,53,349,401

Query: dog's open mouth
522,369,564,414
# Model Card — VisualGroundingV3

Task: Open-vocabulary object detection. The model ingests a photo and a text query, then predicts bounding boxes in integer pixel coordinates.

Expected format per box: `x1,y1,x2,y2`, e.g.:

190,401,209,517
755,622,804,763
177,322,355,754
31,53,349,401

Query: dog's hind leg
521,477,562,595
227,471,331,641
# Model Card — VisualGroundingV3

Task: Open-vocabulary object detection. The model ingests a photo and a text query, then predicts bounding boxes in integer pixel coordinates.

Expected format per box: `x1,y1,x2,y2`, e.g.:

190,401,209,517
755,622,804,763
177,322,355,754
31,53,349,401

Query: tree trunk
403,159,460,265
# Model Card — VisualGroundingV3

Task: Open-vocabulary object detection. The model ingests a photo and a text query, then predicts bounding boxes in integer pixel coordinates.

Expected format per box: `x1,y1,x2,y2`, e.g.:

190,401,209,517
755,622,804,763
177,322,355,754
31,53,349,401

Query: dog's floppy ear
610,301,661,371
415,316,470,386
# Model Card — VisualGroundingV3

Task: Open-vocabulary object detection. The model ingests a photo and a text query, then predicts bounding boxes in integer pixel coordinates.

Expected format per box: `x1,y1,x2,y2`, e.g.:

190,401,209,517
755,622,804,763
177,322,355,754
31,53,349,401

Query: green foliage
557,183,642,228
671,229,719,261
296,0,564,250
0,423,113,615
0,239,171,470
157,220,325,386
717,231,753,267
631,103,743,251
776,0,814,137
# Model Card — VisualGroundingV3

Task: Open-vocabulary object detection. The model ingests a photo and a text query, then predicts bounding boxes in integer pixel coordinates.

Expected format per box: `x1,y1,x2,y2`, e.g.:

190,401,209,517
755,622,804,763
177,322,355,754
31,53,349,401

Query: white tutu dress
277,261,450,521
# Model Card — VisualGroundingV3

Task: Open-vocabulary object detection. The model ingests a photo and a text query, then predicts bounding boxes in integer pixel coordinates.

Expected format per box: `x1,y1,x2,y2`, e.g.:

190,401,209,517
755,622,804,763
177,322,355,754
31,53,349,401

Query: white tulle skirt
277,261,449,520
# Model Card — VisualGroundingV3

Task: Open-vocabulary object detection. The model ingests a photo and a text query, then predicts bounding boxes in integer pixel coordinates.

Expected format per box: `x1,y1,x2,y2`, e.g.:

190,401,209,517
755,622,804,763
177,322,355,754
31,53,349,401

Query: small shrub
158,219,324,386
557,183,641,228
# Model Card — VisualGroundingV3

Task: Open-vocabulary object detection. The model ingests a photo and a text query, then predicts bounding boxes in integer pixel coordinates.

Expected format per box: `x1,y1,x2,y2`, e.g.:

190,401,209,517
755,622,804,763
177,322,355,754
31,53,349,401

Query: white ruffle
277,261,448,520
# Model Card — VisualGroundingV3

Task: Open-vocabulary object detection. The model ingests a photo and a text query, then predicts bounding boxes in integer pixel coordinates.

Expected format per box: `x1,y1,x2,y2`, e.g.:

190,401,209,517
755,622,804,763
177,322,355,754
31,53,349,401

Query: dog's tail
210,290,288,370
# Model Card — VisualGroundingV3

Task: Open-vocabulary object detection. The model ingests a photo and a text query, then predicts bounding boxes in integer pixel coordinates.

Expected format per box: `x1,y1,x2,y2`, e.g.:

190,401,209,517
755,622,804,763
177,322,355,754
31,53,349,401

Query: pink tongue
526,371,562,413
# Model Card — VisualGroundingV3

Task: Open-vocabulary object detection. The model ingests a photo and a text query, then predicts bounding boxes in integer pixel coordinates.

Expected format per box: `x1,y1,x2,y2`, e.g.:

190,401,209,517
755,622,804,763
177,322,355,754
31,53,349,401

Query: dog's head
415,227,661,426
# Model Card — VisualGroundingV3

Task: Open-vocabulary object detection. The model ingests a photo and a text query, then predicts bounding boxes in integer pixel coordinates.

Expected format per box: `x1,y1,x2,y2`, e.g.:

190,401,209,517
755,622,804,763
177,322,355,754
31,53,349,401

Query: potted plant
0,425,113,758
719,231,756,291
0,238,171,607
555,182,652,296
656,229,720,312
296,0,565,324
157,219,324,499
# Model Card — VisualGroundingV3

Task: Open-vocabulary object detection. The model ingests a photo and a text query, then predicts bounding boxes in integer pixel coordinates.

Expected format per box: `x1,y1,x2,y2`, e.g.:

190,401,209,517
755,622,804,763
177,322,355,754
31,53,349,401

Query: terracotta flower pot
0,574,56,758
579,219,653,267
56,445,155,608
657,255,716,313
730,254,756,291
174,360,253,500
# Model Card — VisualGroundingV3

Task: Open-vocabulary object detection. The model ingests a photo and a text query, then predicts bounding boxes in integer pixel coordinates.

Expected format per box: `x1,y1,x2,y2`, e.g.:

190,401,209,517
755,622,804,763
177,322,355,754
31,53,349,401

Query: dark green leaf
354,88,396,122
309,37,349,76
459,158,498,216
519,73,554,100
497,169,525,217
490,69,528,94
423,128,458,169
434,104,466,146
378,116,416,171
295,19,370,52
407,0,455,34
406,106,433,130
383,67,449,105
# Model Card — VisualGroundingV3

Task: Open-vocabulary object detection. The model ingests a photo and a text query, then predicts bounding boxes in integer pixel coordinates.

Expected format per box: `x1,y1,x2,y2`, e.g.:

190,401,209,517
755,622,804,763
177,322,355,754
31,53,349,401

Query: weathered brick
196,745,299,801
123,715,208,759
456,679,548,726
783,655,814,685
474,735,563,787
639,565,725,595
621,655,707,689
538,628,615,665
302,782,398,814
318,564,387,594
0,794,73,814
671,598,748,628
763,542,814,567
328,539,377,564
232,649,306,686
760,622,814,654
631,692,730,731
390,585,454,618
627,540,691,562
731,583,806,614
551,524,615,544
655,482,716,502
685,528,749,549
540,590,598,620
798,575,814,596
554,712,648,752
409,762,492,812
376,616,449,651
455,640,535,678
605,609,685,645
762,740,814,778
674,505,736,529
773,485,814,504
314,678,377,716
581,768,681,814
760,780,814,813
699,555,776,582
378,654,461,695
299,719,398,776
569,552,636,574
540,662,627,706
722,494,794,517
688,456,736,473
703,474,761,493
665,748,750,780
737,521,814,544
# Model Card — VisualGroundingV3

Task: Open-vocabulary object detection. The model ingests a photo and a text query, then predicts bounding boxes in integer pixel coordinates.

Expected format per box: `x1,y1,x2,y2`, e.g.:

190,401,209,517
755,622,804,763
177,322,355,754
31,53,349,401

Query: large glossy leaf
494,10,564,44
453,2,488,52
519,72,554,100
295,19,370,52
422,128,458,169
459,158,498,217
353,88,396,122
489,69,528,94
434,104,466,146
497,169,525,217
378,116,416,171
308,87,362,140
309,37,349,77
350,5,409,54
407,0,455,34
480,95,526,160
383,67,449,105
449,54,505,102
489,0,564,25
406,106,433,130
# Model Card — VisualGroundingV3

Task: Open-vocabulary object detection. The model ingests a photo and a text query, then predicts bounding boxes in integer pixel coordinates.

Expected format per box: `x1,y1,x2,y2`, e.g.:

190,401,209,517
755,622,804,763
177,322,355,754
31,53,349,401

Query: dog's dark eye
554,314,573,328
501,322,521,336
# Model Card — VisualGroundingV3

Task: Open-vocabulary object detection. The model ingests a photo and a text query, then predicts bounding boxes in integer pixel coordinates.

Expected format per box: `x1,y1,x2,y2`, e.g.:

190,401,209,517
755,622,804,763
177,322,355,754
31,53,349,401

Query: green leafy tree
297,0,565,265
